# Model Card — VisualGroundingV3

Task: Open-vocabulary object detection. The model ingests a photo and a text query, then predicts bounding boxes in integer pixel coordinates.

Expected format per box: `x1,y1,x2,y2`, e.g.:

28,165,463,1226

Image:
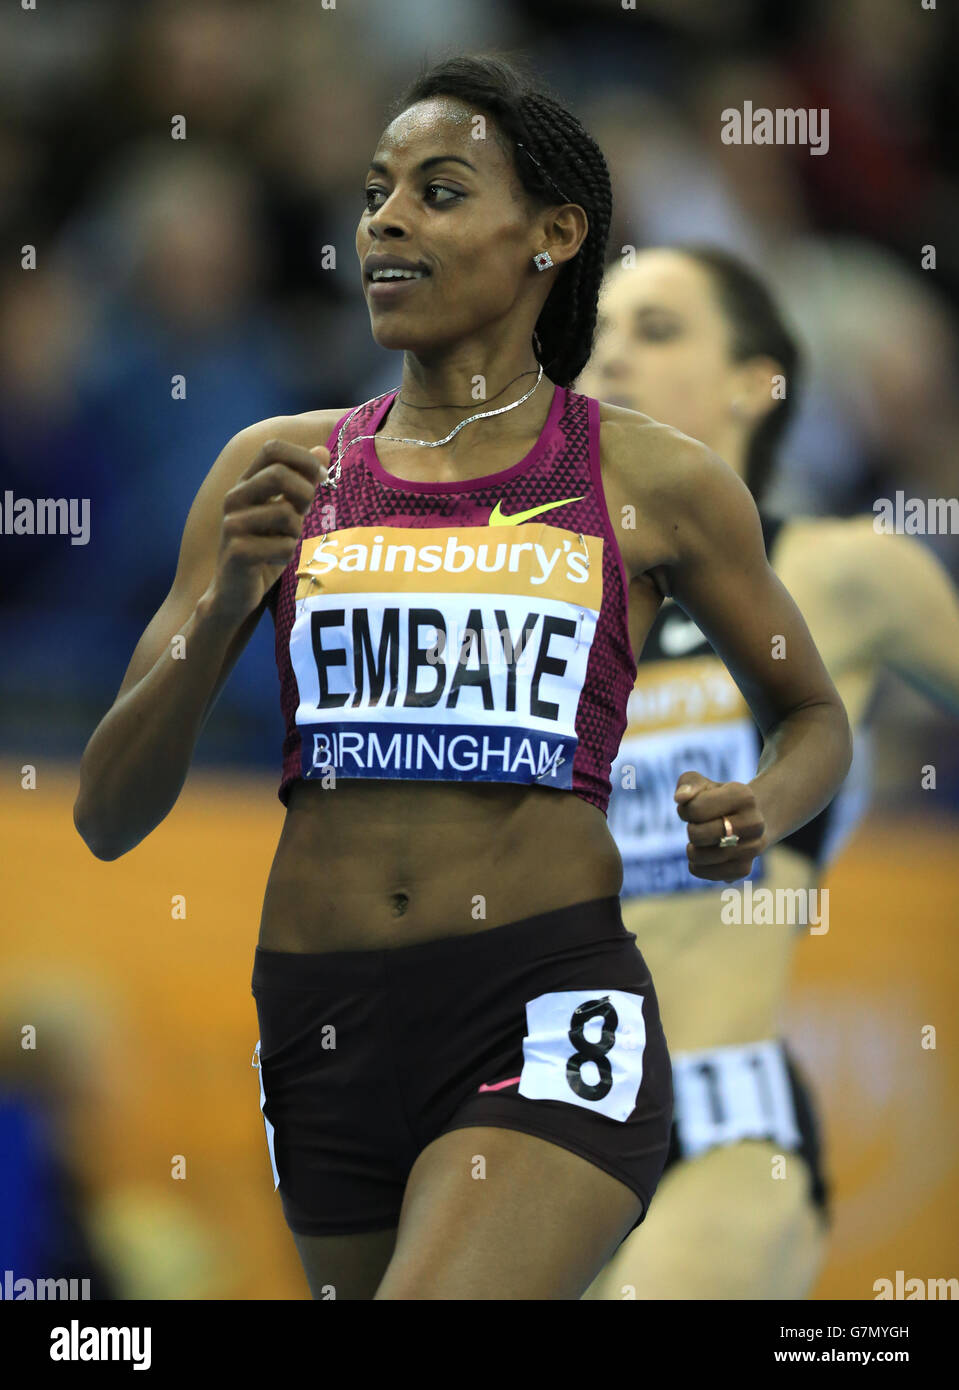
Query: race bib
518,988,647,1121
671,1039,801,1158
608,655,764,895
288,524,603,788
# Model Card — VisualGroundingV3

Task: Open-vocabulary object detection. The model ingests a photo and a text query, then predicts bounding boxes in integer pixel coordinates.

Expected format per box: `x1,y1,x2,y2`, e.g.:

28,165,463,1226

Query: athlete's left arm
654,439,853,879
822,518,959,714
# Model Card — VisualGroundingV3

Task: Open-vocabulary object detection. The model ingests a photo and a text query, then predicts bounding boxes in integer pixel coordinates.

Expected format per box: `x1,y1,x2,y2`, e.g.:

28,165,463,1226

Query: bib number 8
519,988,647,1122
567,997,618,1100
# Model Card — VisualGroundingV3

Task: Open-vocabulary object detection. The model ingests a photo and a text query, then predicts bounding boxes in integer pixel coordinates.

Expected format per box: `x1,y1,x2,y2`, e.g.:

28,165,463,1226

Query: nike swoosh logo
488,496,585,526
477,1075,522,1093
659,614,706,656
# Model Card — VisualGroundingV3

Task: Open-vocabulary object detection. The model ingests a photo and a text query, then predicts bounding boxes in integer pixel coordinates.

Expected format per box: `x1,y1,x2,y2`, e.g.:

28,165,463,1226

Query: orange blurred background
2,758,956,1299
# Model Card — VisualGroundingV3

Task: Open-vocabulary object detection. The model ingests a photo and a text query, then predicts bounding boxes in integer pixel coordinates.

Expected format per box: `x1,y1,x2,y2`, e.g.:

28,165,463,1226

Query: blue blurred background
1,0,957,800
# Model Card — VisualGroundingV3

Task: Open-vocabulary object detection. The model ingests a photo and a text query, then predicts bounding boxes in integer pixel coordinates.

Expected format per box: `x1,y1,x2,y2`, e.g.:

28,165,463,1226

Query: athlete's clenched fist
673,771,768,882
208,439,329,624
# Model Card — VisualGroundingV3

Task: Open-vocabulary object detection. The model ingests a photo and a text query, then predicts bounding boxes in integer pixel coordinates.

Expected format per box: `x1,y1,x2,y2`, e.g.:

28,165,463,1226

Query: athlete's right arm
73,420,330,860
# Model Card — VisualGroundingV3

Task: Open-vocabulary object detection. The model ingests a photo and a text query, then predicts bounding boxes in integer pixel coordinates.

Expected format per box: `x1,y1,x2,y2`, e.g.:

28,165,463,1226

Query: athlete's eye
363,183,463,213
424,183,462,205
636,317,679,343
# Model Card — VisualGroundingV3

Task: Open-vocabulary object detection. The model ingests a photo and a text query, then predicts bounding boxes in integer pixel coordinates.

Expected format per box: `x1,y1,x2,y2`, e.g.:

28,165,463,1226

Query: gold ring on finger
718,815,740,849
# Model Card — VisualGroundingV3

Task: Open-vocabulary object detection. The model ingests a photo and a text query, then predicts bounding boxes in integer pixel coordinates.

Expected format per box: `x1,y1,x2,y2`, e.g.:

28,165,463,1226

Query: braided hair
386,53,612,386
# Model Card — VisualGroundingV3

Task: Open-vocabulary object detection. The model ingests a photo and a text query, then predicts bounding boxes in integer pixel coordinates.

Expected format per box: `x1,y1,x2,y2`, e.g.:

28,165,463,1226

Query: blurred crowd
1,0,957,787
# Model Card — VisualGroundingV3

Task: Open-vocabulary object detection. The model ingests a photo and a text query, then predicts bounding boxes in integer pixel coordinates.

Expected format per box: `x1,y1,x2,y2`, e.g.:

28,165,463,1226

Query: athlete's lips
367,275,429,303
364,254,431,301
364,253,430,280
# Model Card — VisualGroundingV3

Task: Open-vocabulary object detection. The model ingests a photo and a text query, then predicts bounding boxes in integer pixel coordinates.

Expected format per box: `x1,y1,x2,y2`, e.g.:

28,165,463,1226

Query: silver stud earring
533,251,554,272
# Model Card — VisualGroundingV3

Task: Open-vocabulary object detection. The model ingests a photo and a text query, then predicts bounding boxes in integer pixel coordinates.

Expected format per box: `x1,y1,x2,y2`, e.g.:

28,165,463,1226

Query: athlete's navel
389,891,411,918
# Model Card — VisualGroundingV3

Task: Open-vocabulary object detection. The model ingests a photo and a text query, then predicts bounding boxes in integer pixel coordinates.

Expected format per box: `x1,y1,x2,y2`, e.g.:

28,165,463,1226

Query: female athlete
74,59,852,1300
578,245,959,1299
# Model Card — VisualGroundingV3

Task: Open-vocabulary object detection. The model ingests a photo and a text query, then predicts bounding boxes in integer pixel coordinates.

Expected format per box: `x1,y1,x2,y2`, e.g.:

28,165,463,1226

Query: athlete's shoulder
593,398,746,512
774,513,883,577
237,408,353,453
776,511,938,602
775,513,868,544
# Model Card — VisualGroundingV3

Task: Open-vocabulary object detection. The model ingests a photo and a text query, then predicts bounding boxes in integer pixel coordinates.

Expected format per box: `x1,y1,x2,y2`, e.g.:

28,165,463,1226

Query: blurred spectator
0,988,119,1298
0,982,232,1300
767,236,959,548
0,0,955,779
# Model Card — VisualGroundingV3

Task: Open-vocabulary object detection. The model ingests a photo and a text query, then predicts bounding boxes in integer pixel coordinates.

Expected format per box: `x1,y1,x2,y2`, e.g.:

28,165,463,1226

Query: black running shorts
250,895,673,1238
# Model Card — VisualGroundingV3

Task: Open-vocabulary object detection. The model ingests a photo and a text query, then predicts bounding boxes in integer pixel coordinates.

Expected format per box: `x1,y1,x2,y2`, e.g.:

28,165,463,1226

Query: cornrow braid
386,54,613,386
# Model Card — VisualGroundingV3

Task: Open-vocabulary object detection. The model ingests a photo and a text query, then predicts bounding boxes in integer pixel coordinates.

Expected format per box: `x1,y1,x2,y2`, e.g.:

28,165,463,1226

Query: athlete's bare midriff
257,778,623,951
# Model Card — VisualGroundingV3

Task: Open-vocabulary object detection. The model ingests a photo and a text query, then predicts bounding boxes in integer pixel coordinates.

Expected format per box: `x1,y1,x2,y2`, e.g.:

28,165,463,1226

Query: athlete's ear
534,203,588,271
729,355,785,427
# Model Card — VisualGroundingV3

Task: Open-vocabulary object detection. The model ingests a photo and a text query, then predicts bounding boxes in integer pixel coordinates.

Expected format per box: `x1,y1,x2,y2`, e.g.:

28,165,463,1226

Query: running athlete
578,245,959,1300
74,58,852,1301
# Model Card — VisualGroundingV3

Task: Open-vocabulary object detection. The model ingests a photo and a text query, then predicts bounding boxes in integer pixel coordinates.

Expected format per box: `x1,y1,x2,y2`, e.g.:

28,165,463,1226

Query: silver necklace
399,369,535,410
323,362,545,489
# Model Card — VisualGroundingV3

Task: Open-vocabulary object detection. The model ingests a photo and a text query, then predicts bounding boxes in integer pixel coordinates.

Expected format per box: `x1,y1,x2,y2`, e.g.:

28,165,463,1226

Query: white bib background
519,988,647,1121
671,1039,801,1157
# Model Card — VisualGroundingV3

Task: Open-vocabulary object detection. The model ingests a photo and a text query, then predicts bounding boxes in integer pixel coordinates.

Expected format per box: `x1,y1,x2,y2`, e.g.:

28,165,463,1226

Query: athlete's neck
702,424,748,483
385,345,552,449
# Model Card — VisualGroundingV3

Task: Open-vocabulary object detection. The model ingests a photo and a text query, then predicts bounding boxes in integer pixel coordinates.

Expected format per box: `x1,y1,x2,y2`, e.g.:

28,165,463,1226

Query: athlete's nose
370,224,410,241
366,191,414,243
